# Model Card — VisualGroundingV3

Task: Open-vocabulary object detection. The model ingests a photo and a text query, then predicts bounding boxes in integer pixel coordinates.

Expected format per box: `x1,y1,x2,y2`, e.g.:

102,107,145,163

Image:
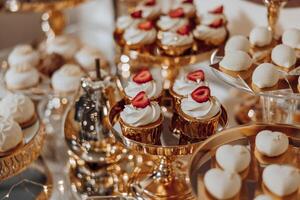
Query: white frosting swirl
0,93,35,124
120,102,161,126
116,15,141,30
271,44,296,68
124,27,157,45
225,35,251,54
249,27,272,47
5,67,39,90
172,2,196,16
124,79,162,99
158,31,193,46
201,13,227,25
282,28,300,49
220,50,253,71
181,95,220,118
8,44,40,69
0,116,23,152
157,16,188,31
173,77,206,96
137,2,161,19
252,63,279,88
46,36,79,59
75,46,106,71
193,24,227,45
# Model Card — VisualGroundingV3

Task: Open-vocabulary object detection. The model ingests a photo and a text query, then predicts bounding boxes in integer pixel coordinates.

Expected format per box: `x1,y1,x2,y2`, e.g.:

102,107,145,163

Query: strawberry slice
209,19,223,28
138,21,153,30
132,91,150,108
191,86,211,103
183,0,193,3
131,10,142,18
177,25,190,35
145,0,156,6
187,69,205,82
209,5,224,14
169,8,185,18
133,69,153,84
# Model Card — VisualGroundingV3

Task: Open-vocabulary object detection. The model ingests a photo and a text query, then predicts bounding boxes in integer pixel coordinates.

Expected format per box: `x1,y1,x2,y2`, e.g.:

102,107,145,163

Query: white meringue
254,194,273,200
8,44,40,69
0,116,23,152
225,35,250,54
271,44,296,69
220,50,252,71
46,36,79,59
5,67,39,90
252,63,279,88
75,46,106,71
249,27,272,47
282,28,300,49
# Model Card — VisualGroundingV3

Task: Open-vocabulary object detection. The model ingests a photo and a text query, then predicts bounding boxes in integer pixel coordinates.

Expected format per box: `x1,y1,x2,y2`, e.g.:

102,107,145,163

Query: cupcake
0,93,36,128
115,10,143,38
282,28,300,51
271,44,297,72
51,64,84,95
224,35,251,54
157,24,194,56
219,50,253,79
203,168,241,200
177,86,222,139
38,53,65,76
119,91,163,144
262,164,300,197
124,69,163,102
5,65,40,90
254,195,273,200
135,0,161,20
156,8,189,32
172,0,196,18
8,44,40,69
200,5,227,26
251,63,280,93
0,116,23,153
249,27,273,61
46,36,80,60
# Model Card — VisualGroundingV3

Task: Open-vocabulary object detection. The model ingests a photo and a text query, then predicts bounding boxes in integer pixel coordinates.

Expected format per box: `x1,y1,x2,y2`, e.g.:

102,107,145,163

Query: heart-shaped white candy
216,144,251,173
204,168,241,199
255,130,289,157
263,164,300,196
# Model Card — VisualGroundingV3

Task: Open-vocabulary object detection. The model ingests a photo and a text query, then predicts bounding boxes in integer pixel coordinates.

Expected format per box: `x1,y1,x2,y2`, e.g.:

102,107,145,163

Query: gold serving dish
189,123,300,200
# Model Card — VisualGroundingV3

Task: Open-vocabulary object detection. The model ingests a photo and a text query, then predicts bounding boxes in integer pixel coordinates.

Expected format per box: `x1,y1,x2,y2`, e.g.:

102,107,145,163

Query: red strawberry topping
133,69,153,84
187,69,205,82
183,0,193,3
209,5,224,14
209,19,223,28
177,25,190,35
132,91,150,108
138,21,153,30
169,8,185,18
191,86,211,103
131,10,143,18
145,0,156,6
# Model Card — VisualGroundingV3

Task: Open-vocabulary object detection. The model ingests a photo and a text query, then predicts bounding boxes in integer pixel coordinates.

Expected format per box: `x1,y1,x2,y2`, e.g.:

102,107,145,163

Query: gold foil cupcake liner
156,40,194,56
169,85,184,112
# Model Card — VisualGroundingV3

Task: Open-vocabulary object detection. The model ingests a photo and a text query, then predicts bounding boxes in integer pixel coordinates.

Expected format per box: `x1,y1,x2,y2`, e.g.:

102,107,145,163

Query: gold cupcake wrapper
169,85,185,112
157,40,193,56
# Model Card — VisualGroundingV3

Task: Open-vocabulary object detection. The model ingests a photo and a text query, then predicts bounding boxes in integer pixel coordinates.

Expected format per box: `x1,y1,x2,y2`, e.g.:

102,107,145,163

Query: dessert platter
189,123,300,200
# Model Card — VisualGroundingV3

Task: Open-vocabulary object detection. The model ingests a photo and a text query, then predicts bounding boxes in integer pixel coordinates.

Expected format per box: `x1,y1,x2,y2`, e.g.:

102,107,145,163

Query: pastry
271,44,297,72
215,144,251,173
219,50,253,79
298,76,300,93
0,93,36,128
5,65,39,90
200,5,227,26
75,46,108,71
157,25,194,56
8,44,40,69
177,86,222,139
0,116,23,153
51,64,84,94
252,63,279,93
203,168,241,200
254,194,273,200
249,27,273,61
119,91,163,145
124,69,163,102
156,8,189,32
224,35,250,54
46,36,80,60
38,53,65,76
262,164,300,197
172,0,196,18
135,0,161,20
282,28,300,50
115,11,143,39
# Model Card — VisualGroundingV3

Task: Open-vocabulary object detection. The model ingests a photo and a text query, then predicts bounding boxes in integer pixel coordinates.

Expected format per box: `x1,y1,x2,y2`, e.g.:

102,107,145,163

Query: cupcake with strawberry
172,0,196,18
200,5,227,26
119,91,163,145
157,24,194,56
124,69,163,103
135,0,161,21
157,7,189,32
177,86,222,139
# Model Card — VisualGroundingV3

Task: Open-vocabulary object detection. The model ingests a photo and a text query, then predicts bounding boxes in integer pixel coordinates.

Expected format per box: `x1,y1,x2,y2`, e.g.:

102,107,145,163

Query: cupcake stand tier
189,123,300,199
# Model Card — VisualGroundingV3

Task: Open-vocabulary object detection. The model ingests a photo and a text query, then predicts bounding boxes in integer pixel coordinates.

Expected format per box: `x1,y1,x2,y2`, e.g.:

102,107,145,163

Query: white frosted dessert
249,27,272,47
0,117,23,153
254,194,273,200
216,144,251,173
201,5,226,26
263,164,300,197
173,72,206,97
5,65,39,90
225,35,250,54
124,21,157,46
116,15,142,31
8,44,40,69
193,23,227,46
51,64,84,94
46,36,79,59
220,50,252,72
255,130,289,157
158,30,193,47
172,0,196,17
0,93,35,126
282,28,300,50
75,46,107,71
252,63,279,89
204,168,241,199
136,0,161,20
271,44,296,69
157,16,188,32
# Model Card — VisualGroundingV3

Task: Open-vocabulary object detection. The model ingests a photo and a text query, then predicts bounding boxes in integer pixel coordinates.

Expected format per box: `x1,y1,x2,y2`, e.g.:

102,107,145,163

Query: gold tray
189,123,300,200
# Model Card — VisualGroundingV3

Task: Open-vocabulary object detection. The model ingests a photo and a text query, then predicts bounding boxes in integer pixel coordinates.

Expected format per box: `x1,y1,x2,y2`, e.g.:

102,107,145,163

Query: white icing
136,2,161,19
75,46,106,71
116,15,141,30
193,24,227,45
5,67,39,89
120,102,161,126
220,50,252,71
158,31,193,46
124,27,157,45
271,44,297,68
172,1,196,16
173,77,206,96
282,28,300,49
124,79,162,99
263,164,300,196
254,194,273,200
252,63,279,88
204,168,241,199
225,35,251,54
46,36,79,59
0,117,23,152
8,44,40,69
157,16,188,31
255,130,289,157
201,13,227,26
249,27,272,47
